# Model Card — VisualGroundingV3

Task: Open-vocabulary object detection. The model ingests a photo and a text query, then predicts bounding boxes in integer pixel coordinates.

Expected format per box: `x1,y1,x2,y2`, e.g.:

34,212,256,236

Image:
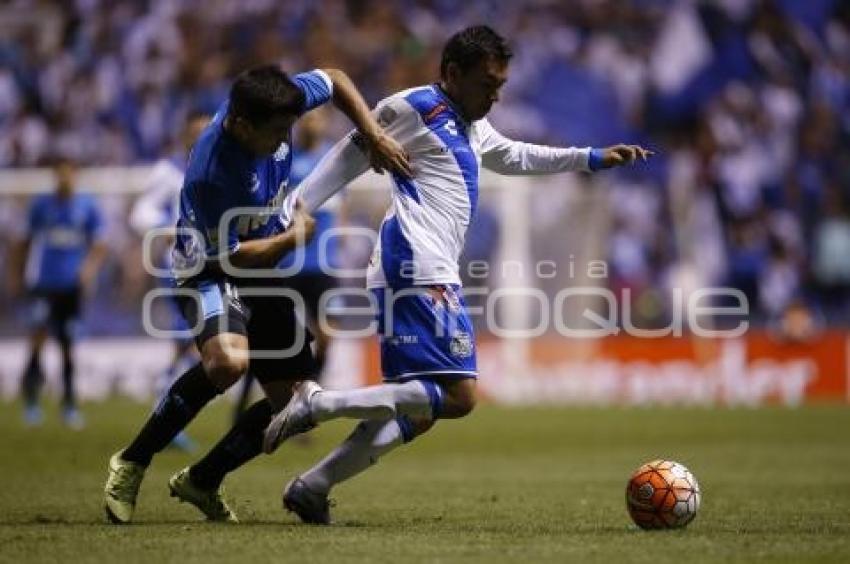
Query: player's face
453,58,508,121
242,113,297,156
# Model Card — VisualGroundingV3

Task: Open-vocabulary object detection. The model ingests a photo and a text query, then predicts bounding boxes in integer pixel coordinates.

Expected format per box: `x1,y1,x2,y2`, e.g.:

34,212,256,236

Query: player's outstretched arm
322,68,412,178
478,119,653,175
295,132,372,215
292,97,420,216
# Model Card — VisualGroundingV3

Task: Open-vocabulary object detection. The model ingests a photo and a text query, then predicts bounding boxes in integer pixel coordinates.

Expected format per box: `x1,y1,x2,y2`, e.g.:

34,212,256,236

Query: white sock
300,419,405,494
310,380,441,423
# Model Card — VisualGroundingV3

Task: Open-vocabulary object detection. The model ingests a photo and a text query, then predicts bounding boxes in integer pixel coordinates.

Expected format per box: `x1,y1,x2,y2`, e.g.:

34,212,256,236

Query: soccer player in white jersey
262,25,653,524
129,112,209,451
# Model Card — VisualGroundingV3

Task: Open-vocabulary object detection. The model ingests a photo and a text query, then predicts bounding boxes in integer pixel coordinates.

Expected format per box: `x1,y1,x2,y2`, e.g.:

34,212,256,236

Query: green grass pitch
1,399,849,563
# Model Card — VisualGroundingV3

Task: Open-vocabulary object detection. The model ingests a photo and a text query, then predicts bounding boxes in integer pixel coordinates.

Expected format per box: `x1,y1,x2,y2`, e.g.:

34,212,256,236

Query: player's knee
439,378,477,418
453,393,476,418
202,350,247,390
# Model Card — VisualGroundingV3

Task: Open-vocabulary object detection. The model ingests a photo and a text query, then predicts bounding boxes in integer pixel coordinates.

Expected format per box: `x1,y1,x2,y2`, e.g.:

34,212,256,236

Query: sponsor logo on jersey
377,105,398,127
424,103,448,123
274,143,290,161
387,335,419,346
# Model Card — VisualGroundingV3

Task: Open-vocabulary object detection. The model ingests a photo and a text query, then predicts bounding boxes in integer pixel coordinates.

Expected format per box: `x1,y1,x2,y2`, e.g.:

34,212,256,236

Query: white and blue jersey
172,69,333,282
25,192,103,292
131,153,191,333
294,83,596,381
130,154,186,236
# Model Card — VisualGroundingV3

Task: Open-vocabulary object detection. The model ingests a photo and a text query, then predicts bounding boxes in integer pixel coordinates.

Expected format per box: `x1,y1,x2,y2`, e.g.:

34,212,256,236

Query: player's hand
600,144,655,168
290,198,316,245
365,131,413,178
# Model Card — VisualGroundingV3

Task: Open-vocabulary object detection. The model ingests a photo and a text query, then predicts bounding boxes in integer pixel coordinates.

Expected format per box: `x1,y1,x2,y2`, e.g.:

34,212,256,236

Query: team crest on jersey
274,143,290,161
377,105,397,127
450,332,473,358
249,172,260,193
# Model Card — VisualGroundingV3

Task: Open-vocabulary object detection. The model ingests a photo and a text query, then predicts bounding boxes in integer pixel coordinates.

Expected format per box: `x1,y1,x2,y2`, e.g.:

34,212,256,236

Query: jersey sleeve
290,96,419,220
477,119,592,175
293,69,333,113
290,133,370,219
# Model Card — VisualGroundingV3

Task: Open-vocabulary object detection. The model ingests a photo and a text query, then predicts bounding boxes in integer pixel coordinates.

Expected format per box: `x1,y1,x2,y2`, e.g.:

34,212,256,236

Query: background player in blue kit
103,64,410,524
11,158,107,429
130,112,211,452
232,108,343,420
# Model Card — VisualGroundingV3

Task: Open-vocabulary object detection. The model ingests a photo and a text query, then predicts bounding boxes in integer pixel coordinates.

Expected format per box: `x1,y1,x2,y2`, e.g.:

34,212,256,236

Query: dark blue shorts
178,277,317,383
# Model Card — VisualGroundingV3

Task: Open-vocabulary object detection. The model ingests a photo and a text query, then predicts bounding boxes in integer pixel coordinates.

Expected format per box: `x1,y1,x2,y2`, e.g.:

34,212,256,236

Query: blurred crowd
1,0,849,328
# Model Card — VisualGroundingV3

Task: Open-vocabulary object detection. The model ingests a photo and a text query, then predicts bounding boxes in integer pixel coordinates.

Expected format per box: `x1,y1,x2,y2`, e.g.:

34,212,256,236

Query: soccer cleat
263,380,322,454
104,451,146,524
168,468,238,523
62,407,85,430
282,477,332,525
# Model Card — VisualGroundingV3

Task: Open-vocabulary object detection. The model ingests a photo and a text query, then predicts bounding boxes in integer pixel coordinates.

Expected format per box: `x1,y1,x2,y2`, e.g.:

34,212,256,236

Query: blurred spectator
0,0,848,325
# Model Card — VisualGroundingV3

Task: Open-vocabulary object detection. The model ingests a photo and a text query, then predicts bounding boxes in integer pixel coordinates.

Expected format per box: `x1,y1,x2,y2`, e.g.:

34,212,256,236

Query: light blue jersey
26,192,103,291
173,69,333,281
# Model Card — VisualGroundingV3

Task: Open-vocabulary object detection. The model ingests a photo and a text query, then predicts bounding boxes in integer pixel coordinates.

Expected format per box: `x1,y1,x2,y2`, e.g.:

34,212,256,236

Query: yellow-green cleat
104,451,146,524
168,467,238,523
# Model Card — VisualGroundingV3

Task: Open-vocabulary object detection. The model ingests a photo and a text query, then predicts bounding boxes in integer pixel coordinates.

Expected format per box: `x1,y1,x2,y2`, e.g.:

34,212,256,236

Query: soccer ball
625,459,701,529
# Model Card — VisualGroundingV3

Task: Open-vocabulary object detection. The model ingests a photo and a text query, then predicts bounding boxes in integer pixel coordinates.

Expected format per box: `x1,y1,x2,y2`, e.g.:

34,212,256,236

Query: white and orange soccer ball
625,459,701,529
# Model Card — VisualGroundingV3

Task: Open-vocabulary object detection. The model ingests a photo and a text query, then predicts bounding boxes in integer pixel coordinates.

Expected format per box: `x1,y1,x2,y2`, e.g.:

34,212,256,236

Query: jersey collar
432,83,470,128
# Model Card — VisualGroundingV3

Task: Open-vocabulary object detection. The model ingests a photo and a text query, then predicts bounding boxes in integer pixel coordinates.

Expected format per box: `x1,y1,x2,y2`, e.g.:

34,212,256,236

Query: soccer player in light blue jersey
263,26,654,524
13,158,107,429
103,64,410,524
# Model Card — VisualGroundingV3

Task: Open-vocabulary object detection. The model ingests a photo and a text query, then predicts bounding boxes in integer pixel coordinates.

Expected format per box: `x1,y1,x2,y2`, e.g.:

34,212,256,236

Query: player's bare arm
322,68,412,178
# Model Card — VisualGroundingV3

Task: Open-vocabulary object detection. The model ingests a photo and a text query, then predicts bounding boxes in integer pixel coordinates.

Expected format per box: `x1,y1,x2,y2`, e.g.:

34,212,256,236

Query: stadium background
1,2,849,562
2,0,849,406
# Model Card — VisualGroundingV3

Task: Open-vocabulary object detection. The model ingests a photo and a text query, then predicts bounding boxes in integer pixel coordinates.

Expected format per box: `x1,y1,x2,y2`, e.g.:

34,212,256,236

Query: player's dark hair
228,65,305,125
440,25,512,78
